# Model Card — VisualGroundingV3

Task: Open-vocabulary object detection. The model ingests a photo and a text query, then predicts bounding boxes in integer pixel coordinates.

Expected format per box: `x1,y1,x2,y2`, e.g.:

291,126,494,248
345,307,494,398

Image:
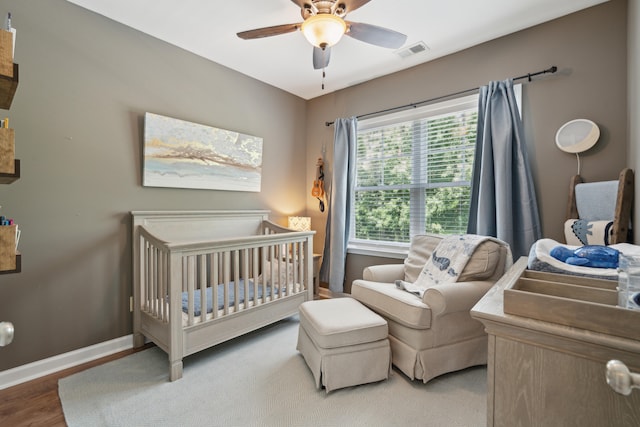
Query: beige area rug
59,317,487,427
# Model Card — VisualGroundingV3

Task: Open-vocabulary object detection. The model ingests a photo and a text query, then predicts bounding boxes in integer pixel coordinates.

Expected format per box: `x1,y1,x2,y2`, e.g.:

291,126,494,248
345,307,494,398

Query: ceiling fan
237,0,408,70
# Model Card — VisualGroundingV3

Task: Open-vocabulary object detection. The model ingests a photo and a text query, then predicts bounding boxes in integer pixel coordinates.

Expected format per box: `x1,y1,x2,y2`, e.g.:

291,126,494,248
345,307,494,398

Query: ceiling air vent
396,41,429,58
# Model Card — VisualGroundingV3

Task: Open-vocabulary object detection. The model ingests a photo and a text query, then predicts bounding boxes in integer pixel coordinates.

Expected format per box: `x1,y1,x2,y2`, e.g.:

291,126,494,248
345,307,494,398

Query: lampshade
288,216,311,231
301,14,347,48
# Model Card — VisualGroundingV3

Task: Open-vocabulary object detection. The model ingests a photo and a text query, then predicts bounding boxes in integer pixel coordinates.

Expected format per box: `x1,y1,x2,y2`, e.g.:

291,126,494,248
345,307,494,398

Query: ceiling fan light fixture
301,14,346,49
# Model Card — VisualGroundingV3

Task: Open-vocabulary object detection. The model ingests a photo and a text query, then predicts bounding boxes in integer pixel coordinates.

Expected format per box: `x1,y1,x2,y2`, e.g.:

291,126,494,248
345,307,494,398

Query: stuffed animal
550,245,620,269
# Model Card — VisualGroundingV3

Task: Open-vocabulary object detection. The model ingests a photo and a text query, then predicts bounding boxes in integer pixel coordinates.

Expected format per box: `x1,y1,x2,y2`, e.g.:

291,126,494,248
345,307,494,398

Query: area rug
59,317,487,426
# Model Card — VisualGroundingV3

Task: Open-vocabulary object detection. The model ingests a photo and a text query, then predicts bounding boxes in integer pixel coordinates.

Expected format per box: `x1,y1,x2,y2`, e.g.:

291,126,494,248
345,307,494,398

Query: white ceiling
66,0,608,100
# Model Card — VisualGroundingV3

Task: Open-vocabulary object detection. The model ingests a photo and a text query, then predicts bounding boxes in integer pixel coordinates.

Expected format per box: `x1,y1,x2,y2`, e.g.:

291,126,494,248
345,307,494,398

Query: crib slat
199,254,207,323
186,256,195,326
260,246,267,304
297,242,303,294
242,248,249,310
288,243,293,296
294,242,300,292
149,244,154,315
151,245,157,317
269,245,275,300
289,242,294,294
233,249,240,312
150,245,157,315
223,251,230,315
283,244,290,298
143,241,149,312
252,247,259,306
160,249,167,322
277,244,282,299
211,253,219,320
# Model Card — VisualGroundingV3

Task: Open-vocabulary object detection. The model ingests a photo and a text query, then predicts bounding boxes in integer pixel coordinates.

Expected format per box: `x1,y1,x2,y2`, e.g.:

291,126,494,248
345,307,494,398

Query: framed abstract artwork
143,112,263,192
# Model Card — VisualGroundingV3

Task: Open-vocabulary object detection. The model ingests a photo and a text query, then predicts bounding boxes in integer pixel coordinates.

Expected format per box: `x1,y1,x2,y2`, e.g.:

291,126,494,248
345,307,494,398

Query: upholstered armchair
351,234,511,383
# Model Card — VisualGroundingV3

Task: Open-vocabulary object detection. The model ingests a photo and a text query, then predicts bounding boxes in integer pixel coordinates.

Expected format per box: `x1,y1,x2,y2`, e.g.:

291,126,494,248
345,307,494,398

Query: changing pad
528,238,640,280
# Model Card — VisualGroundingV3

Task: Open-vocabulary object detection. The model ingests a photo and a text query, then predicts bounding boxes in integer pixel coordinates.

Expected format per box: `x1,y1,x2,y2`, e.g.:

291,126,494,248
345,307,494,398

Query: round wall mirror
555,119,600,153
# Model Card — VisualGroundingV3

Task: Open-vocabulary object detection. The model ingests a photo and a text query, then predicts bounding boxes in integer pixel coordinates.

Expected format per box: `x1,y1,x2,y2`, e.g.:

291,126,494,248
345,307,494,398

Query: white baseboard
0,334,133,390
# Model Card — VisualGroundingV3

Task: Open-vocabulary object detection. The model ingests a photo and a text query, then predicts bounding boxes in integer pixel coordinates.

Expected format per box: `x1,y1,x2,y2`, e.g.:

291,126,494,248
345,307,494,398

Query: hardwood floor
0,344,153,427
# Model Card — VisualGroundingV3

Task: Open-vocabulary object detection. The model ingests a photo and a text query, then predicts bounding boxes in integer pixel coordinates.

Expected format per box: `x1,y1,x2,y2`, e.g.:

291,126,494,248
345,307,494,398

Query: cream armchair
351,234,510,383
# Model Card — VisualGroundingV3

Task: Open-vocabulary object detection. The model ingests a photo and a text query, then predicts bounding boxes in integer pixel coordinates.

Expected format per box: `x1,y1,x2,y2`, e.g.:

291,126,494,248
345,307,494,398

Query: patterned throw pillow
564,219,614,246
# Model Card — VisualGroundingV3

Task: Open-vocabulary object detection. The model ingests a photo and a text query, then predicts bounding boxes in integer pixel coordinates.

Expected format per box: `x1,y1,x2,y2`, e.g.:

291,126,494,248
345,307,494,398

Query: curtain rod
325,65,558,127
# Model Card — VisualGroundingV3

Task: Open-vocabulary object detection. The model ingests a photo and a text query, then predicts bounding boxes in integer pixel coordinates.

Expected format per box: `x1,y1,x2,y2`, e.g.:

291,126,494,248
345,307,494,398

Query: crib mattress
182,280,271,316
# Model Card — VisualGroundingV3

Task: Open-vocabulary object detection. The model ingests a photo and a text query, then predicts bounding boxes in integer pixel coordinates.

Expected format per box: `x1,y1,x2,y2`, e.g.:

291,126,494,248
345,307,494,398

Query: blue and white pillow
564,219,613,246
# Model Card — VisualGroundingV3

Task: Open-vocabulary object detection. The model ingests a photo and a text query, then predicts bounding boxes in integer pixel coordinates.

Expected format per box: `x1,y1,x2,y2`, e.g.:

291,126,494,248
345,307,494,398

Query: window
350,94,479,254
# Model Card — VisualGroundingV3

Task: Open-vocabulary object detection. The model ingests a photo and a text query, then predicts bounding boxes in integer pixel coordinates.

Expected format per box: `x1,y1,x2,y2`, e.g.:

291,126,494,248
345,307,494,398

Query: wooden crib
131,210,315,381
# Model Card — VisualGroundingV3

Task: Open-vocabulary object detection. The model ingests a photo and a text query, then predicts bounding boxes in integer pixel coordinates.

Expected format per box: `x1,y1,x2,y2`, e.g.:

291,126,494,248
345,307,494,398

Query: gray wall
631,0,640,236
0,0,631,371
305,0,629,292
0,0,308,370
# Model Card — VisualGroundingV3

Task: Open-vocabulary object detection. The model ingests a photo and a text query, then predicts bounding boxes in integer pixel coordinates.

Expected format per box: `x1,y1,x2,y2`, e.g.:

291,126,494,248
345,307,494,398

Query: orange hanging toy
311,158,325,212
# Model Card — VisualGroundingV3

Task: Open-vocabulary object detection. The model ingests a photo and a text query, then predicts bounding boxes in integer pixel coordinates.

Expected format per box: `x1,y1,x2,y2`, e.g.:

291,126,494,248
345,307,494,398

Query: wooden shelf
0,63,18,110
504,266,640,341
0,50,20,274
0,159,19,183
0,253,20,274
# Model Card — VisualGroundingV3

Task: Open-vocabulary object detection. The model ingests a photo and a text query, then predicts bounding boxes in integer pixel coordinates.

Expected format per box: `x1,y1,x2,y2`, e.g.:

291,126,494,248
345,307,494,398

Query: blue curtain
467,79,541,260
319,117,357,293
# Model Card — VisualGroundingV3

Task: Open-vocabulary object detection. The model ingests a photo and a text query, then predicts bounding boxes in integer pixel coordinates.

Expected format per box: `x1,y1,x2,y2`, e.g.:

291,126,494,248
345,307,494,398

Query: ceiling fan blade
341,0,372,14
313,46,331,69
345,21,407,49
237,23,301,40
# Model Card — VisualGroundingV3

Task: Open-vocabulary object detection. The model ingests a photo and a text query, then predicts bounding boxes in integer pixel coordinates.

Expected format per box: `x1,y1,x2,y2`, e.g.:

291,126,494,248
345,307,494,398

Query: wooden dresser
471,257,640,427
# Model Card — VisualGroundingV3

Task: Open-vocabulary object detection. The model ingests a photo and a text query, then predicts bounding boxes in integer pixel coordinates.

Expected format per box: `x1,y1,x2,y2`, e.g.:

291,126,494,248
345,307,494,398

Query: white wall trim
0,334,133,390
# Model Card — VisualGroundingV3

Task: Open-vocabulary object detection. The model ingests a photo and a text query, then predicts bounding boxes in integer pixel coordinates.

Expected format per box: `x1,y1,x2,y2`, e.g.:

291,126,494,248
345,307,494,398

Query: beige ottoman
297,297,391,392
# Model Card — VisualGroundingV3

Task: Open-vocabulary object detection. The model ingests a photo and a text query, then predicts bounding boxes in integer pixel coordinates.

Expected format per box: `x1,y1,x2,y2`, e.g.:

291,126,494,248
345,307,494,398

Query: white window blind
351,94,479,249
